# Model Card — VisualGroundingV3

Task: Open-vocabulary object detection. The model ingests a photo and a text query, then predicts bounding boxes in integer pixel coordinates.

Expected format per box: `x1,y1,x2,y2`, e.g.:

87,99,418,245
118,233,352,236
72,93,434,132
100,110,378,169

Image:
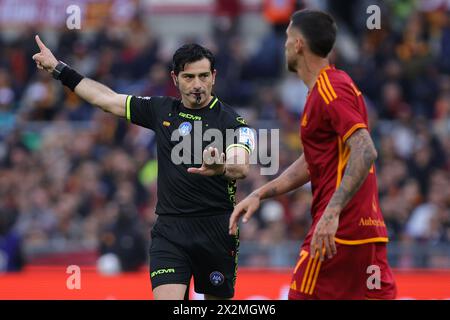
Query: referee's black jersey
125,95,253,216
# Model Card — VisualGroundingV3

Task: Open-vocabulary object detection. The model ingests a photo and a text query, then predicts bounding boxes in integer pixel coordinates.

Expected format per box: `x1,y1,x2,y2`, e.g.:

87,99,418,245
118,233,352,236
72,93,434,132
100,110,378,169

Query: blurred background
0,0,449,299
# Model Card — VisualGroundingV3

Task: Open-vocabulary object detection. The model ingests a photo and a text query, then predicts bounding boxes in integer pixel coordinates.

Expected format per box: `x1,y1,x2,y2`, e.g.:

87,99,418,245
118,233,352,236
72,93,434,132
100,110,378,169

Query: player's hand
32,35,58,73
187,147,225,177
228,192,261,235
310,208,339,262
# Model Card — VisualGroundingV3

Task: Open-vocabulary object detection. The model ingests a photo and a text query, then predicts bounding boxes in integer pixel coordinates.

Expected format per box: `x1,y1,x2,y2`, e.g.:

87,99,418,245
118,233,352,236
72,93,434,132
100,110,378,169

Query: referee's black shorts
149,213,239,299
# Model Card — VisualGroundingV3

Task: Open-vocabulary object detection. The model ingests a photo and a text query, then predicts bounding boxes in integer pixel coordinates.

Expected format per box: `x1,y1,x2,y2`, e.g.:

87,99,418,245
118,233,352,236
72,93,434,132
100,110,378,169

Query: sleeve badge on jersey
238,127,255,152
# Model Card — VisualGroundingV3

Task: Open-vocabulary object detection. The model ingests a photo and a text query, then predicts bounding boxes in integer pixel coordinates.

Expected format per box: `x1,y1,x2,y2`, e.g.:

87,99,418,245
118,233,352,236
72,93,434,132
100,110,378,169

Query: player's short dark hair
172,44,215,75
290,9,337,58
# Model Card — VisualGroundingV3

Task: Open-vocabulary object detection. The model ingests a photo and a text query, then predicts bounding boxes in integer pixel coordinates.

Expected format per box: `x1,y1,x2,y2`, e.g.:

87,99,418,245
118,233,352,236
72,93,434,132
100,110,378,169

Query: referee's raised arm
32,35,127,118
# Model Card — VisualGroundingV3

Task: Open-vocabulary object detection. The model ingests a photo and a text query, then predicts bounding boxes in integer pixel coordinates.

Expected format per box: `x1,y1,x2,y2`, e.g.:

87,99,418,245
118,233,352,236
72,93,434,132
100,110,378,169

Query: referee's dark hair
290,9,337,58
172,43,215,75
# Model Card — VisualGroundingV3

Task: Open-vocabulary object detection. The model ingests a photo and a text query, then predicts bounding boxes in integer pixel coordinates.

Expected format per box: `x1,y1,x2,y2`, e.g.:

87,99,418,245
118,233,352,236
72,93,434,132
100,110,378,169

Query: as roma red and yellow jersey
300,65,388,246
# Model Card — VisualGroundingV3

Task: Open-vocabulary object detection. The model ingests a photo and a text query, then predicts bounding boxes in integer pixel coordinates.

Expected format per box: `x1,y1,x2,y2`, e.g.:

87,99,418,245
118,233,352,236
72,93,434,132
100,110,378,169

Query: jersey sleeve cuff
226,143,251,154
342,123,367,143
125,95,132,121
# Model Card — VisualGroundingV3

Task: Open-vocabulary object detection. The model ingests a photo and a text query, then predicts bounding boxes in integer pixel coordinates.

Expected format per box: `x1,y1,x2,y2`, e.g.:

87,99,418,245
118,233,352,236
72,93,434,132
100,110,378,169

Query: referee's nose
193,77,202,92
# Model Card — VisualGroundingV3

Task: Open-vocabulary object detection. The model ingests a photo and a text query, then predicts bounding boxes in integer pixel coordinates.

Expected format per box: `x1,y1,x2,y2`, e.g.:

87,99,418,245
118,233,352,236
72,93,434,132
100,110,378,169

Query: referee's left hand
32,35,58,73
187,147,226,176
310,208,339,262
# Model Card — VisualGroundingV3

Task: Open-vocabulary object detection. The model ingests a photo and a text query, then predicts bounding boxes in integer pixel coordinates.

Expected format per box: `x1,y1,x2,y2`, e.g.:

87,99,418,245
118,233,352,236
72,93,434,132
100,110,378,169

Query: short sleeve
221,110,255,154
229,126,255,154
126,95,163,130
324,84,367,143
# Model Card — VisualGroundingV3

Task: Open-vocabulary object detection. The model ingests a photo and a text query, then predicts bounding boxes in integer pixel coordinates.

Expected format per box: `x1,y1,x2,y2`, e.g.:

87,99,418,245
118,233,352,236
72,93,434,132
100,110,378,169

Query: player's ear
295,37,303,54
211,69,217,85
171,71,179,87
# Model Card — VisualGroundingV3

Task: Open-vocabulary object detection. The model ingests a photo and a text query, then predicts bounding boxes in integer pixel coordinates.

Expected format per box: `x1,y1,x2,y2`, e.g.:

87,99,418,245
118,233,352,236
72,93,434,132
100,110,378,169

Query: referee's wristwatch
52,61,68,80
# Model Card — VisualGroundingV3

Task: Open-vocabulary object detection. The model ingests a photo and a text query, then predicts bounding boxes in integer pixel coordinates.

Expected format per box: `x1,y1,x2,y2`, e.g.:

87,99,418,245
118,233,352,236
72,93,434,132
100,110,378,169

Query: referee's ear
212,69,217,85
171,71,179,87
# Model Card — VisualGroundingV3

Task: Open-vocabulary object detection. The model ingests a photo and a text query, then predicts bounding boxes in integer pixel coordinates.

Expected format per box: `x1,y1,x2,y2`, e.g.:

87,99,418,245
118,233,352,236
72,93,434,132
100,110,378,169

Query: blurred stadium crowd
0,0,449,272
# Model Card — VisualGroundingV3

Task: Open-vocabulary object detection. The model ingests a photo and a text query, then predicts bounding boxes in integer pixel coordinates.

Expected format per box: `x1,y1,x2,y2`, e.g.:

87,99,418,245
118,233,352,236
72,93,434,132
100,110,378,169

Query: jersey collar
206,95,219,109
181,95,219,111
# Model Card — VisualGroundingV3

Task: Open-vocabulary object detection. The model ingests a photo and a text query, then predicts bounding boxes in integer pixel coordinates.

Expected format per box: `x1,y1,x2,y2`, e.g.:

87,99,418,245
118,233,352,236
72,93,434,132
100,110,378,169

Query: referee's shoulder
216,99,251,130
133,95,180,110
216,98,240,116
133,94,177,102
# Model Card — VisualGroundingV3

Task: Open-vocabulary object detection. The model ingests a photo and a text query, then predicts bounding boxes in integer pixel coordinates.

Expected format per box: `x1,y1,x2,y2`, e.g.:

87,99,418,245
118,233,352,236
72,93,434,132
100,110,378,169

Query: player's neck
297,56,330,90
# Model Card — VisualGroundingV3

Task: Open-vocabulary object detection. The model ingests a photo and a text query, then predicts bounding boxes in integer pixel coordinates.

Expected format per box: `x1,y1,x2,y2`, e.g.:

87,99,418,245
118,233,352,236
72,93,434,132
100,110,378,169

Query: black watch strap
52,61,68,80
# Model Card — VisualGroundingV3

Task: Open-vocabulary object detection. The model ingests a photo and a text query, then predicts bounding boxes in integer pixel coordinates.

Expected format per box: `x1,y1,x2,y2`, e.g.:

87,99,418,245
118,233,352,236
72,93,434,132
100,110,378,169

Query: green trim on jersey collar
209,97,219,109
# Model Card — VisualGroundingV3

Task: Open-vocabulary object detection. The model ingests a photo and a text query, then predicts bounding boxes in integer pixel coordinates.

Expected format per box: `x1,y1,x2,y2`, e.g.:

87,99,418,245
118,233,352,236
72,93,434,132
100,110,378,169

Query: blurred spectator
140,62,178,98
0,200,24,272
19,72,60,120
99,201,147,272
214,0,242,40
0,0,448,270
0,68,16,134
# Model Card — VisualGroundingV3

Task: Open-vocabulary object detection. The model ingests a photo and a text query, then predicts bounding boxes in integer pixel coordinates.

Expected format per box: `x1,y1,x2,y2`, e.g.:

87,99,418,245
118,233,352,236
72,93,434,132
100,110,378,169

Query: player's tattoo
266,187,278,198
327,129,377,214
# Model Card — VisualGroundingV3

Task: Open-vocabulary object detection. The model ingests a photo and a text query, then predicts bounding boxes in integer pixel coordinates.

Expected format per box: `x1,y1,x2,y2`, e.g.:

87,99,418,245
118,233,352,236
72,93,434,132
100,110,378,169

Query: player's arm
326,128,377,214
311,128,377,262
228,153,310,235
32,35,127,117
250,153,309,200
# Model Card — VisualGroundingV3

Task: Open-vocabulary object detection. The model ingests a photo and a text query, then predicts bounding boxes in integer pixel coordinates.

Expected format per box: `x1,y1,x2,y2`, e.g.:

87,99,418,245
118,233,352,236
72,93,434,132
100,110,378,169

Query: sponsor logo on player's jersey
178,112,202,121
301,113,308,127
358,217,386,227
210,271,225,286
236,117,247,125
178,122,192,136
151,268,175,278
136,96,152,100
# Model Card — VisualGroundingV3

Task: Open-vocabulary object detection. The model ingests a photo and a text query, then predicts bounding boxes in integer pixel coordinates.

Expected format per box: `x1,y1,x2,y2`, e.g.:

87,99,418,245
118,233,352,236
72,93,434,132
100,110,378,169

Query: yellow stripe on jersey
336,138,351,189
334,237,389,245
294,250,309,274
317,80,330,104
350,82,362,96
304,253,319,294
308,259,322,295
322,72,338,99
342,123,367,143
300,255,314,293
290,280,297,291
319,75,333,102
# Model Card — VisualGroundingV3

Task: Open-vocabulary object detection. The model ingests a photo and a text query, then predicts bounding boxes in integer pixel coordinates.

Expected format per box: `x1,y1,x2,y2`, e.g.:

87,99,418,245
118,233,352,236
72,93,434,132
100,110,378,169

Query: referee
33,36,254,300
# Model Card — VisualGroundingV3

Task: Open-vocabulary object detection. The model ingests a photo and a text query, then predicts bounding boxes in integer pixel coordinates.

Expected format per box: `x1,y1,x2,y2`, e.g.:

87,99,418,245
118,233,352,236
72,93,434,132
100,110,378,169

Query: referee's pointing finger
35,35,46,51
